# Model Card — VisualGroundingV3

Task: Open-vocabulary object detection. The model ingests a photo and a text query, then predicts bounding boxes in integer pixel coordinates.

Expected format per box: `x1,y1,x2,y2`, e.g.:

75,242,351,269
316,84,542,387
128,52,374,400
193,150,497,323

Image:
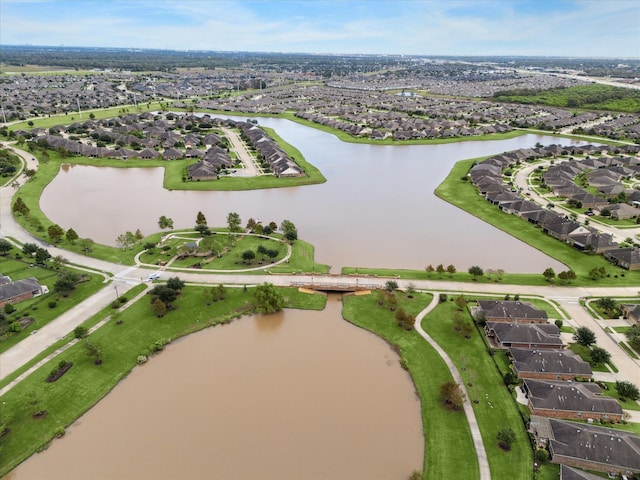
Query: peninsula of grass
162,125,326,191
341,292,480,480
433,155,640,286
421,301,532,480
0,284,326,477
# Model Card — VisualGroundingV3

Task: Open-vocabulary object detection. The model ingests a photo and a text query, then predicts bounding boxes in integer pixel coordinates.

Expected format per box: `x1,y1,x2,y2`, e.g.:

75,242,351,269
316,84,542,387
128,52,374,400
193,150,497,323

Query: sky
0,0,638,58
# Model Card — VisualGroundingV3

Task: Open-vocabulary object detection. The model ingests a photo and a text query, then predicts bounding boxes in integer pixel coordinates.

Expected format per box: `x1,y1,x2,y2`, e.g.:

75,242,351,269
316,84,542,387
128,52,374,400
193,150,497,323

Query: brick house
542,418,640,476
523,379,623,422
476,300,548,323
485,322,563,349
509,348,592,380
0,277,47,307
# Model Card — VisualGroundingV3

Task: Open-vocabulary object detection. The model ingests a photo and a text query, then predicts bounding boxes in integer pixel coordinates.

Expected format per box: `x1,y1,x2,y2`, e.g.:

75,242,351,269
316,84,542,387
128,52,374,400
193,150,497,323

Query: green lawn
341,292,480,480
0,285,326,477
0,253,104,354
600,382,640,411
421,301,532,480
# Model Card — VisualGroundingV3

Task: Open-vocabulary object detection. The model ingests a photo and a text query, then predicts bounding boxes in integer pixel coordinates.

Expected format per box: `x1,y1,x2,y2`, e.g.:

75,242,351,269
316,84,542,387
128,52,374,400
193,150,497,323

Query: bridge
290,277,381,292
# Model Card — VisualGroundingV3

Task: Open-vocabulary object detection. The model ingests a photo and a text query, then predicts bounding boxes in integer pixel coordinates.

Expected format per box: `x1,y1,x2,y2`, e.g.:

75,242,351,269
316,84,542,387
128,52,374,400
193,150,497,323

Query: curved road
1,142,639,479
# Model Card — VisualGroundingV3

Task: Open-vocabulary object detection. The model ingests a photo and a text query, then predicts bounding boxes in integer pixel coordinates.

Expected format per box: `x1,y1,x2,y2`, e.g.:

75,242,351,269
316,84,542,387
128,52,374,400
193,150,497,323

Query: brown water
40,117,583,272
9,296,424,480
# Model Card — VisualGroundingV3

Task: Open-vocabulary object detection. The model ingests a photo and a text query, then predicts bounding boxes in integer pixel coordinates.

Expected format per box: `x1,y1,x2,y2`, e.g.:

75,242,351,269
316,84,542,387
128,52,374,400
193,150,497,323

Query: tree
47,224,64,243
0,239,12,255
73,325,88,339
242,249,255,263
84,339,103,364
573,326,596,347
65,228,78,244
425,265,435,275
246,218,257,231
253,282,284,314
79,238,94,255
158,215,174,230
165,276,185,291
280,219,298,242
615,380,640,401
115,231,138,250
54,270,80,296
151,297,167,317
446,264,456,276
34,247,51,265
436,264,445,276
596,297,617,316
453,311,464,331
227,211,242,233
194,224,211,236
558,270,576,284
542,268,555,282
195,211,207,226
455,295,467,311
625,325,640,352
468,265,483,280
497,428,516,451
462,322,474,339
149,285,179,305
28,387,46,417
440,381,465,410
12,196,29,216
589,346,611,366
385,280,398,292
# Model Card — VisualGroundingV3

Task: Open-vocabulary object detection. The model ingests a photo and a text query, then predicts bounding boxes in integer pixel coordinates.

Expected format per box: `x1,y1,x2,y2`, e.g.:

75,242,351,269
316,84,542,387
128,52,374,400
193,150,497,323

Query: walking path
413,294,491,480
0,285,149,395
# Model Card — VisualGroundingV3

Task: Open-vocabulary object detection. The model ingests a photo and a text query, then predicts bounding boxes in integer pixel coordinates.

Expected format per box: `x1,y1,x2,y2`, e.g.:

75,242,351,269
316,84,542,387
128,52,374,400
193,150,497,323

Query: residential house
523,379,623,422
560,465,608,480
509,348,592,380
0,277,47,307
476,300,548,323
605,248,640,270
543,418,640,476
621,304,640,325
486,323,563,349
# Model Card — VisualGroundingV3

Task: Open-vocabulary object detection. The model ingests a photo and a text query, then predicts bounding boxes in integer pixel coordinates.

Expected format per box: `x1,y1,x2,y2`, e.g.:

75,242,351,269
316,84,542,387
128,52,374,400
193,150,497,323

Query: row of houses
25,112,304,179
483,301,639,477
470,143,640,269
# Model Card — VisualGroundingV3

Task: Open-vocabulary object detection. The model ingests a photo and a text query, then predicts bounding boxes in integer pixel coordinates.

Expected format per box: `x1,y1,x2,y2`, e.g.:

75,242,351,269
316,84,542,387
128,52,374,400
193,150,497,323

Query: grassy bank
0,285,326,476
422,300,532,479
342,292,481,479
433,156,640,286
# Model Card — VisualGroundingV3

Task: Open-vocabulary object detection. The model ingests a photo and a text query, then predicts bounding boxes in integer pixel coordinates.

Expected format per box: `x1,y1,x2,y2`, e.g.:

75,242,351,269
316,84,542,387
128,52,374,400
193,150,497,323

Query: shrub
554,319,563,329
137,355,148,364
48,301,57,309
73,326,88,339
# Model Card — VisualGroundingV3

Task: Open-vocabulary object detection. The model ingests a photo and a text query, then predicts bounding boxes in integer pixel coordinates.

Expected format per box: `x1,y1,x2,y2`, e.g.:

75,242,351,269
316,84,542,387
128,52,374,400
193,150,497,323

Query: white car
146,272,161,281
